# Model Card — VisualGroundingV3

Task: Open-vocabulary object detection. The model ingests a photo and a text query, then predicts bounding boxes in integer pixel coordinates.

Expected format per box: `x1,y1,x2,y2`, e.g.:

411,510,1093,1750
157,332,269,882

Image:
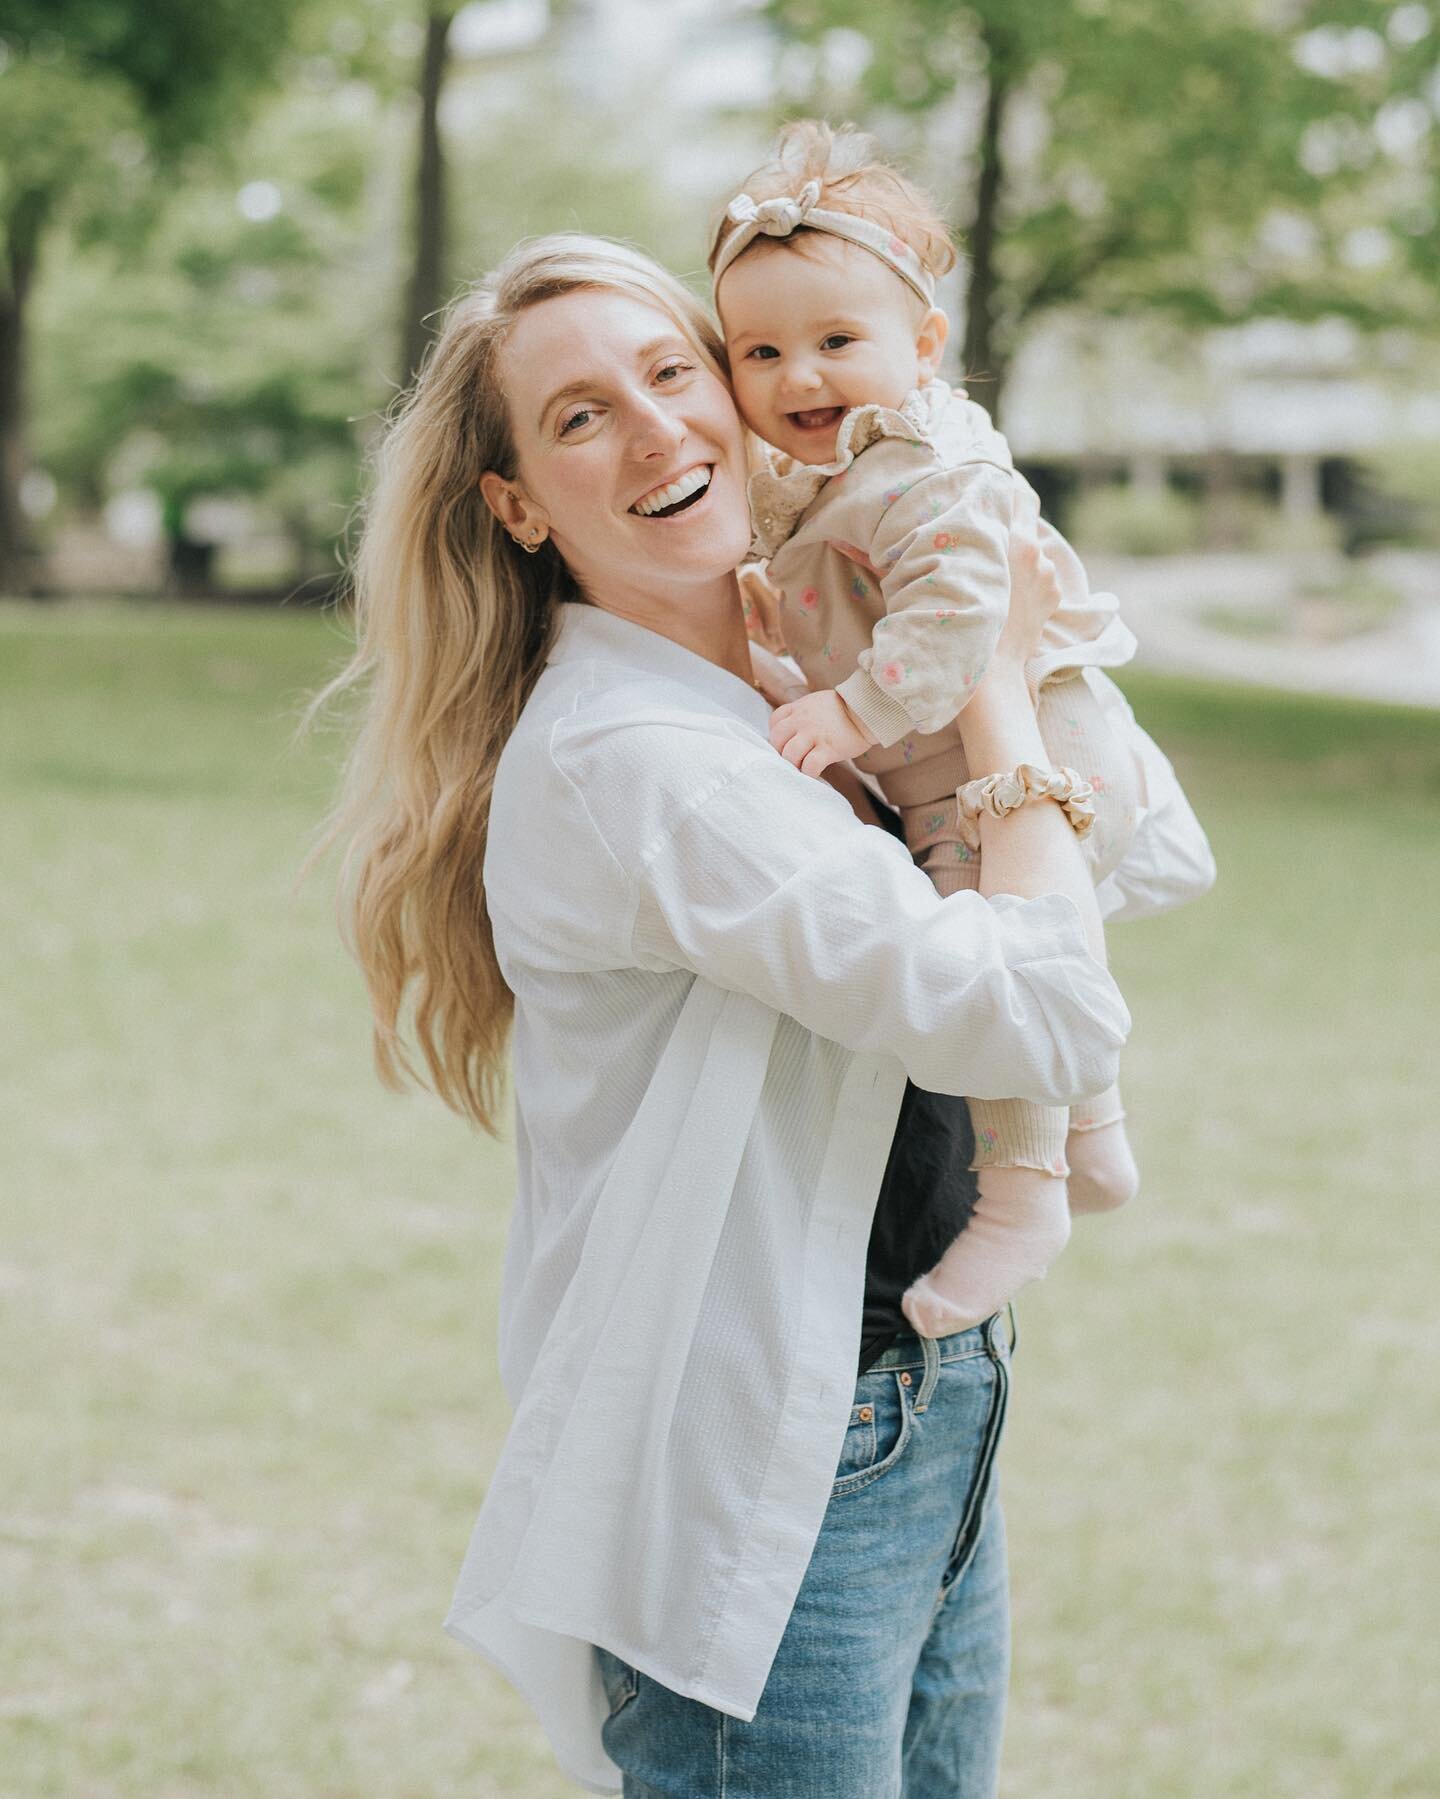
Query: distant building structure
1006,316,1440,545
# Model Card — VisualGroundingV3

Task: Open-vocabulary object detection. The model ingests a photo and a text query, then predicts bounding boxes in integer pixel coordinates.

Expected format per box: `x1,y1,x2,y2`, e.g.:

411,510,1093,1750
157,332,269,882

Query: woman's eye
558,407,593,436
655,360,693,383
821,334,854,351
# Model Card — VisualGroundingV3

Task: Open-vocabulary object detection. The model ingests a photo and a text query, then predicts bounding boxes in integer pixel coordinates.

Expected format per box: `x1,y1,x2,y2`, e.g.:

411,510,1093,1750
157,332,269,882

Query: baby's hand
769,689,878,779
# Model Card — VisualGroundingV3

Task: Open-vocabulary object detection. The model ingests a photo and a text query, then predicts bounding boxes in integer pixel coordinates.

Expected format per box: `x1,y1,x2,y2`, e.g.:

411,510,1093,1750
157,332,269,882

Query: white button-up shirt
444,601,1139,1793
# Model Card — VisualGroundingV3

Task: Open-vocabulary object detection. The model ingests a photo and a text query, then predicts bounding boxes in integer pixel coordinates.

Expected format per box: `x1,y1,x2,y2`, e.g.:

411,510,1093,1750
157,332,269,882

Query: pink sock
1066,1119,1139,1214
901,1166,1071,1338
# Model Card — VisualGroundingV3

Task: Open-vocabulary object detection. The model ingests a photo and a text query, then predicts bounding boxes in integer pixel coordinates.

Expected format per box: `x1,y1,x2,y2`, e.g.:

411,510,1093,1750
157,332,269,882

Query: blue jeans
595,1310,1015,1797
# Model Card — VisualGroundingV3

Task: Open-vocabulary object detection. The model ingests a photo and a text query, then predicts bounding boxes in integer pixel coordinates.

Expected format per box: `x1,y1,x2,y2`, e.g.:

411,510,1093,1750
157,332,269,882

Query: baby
710,122,1204,1336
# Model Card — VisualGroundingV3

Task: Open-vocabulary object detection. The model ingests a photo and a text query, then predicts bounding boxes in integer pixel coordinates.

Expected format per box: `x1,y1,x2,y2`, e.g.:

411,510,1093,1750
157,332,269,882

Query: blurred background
2,2,1437,1794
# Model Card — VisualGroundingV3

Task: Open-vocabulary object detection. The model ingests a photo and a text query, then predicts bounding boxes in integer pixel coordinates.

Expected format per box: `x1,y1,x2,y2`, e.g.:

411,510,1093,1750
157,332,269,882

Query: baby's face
718,234,932,465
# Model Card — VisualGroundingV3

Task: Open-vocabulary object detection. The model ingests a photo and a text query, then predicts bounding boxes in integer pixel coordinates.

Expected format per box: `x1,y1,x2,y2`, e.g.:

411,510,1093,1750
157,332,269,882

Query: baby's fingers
769,710,797,752
779,729,818,771
799,744,836,779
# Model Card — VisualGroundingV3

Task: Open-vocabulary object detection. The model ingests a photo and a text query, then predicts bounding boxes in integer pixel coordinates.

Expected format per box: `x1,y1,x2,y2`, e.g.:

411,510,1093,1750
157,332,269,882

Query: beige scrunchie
956,763,1097,851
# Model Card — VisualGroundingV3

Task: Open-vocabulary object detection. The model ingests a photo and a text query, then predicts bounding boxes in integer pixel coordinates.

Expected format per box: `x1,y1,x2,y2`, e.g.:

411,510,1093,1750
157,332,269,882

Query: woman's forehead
506,289,696,415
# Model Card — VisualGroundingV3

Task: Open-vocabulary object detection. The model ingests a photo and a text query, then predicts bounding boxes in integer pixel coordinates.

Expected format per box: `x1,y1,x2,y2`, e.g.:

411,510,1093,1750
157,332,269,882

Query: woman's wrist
960,660,1046,770
973,654,1030,697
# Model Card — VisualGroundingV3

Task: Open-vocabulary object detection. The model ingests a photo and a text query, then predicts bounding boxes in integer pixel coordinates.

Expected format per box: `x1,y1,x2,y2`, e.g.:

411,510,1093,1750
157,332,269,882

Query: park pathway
1089,550,1440,709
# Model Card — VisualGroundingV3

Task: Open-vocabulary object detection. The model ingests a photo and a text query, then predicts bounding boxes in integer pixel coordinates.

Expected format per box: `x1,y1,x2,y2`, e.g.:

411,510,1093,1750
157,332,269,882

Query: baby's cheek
727,363,759,422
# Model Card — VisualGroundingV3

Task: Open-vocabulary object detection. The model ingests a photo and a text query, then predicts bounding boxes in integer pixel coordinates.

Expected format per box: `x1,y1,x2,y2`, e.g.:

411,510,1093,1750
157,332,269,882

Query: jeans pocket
594,1645,639,1720
829,1371,913,1497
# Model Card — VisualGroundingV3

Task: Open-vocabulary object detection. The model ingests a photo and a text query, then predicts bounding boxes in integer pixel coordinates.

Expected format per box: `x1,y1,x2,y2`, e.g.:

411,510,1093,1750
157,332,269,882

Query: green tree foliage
0,0,301,586
27,9,689,594
766,0,1440,412
33,77,391,591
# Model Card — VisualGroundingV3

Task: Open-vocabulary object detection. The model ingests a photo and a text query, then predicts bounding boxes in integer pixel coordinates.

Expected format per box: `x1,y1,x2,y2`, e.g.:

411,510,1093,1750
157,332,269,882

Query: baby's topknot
708,120,957,286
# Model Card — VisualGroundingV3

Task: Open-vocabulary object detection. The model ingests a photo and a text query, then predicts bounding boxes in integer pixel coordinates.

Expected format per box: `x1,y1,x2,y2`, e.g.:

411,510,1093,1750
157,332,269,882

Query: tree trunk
0,191,46,596
167,532,218,597
400,8,453,388
961,53,1010,421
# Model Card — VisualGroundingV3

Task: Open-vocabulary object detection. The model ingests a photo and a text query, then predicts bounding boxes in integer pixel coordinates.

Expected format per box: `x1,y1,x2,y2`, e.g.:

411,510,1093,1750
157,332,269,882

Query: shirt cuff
987,890,1095,965
986,892,1132,1096
836,668,918,749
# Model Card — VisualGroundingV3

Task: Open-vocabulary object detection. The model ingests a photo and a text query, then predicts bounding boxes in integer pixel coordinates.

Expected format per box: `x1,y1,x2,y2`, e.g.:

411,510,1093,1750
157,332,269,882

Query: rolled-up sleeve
556,709,1129,1106
1085,670,1218,923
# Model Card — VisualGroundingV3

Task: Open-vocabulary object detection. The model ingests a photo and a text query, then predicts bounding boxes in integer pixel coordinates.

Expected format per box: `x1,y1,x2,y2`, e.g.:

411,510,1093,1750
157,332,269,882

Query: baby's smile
787,405,847,437
717,235,940,467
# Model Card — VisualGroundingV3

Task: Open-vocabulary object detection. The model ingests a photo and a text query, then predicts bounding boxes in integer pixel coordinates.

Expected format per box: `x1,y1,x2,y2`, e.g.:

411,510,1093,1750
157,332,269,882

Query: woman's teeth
631,465,712,517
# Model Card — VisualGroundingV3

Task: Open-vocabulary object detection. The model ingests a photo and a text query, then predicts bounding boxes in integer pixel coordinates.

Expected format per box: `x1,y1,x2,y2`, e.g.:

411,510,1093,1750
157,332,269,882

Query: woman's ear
914,307,949,383
480,472,549,547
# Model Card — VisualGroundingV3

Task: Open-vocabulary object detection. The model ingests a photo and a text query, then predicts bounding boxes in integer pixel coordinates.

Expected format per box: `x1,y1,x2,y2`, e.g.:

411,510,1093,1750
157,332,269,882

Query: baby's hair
708,119,957,288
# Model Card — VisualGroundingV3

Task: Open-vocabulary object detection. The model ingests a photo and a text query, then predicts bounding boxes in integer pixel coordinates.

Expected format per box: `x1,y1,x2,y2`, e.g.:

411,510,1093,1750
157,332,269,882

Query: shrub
1068,484,1204,556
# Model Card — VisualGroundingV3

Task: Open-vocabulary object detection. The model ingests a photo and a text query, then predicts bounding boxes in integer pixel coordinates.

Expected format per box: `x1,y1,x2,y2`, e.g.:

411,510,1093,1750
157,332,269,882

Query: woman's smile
629,461,714,518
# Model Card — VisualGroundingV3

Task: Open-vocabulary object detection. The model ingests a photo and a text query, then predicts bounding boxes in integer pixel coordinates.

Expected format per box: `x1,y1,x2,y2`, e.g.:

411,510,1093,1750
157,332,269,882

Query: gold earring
514,527,544,554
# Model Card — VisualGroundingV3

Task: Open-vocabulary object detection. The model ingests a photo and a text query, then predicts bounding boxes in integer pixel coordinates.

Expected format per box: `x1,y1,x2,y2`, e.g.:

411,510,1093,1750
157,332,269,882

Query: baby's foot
1066,1120,1139,1214
901,1166,1071,1338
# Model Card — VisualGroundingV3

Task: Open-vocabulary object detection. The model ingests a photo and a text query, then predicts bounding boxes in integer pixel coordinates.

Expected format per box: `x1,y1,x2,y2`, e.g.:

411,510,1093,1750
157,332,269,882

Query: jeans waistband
863,1306,1017,1373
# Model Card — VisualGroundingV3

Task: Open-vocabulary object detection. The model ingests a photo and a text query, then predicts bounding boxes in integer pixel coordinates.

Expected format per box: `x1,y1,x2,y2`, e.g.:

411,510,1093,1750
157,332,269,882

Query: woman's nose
626,393,686,457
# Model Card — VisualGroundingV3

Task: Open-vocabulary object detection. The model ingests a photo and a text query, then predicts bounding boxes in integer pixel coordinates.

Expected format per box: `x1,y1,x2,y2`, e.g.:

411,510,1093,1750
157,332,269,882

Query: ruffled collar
747,380,958,559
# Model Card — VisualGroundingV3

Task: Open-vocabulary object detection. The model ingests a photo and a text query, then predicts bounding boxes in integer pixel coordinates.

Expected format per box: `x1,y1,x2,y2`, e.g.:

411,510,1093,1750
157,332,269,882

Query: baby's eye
821,334,855,351
745,344,780,361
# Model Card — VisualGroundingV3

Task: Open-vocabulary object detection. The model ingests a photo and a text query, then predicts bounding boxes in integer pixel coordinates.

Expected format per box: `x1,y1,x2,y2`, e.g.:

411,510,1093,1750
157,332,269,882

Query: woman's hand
994,486,1061,677
956,483,1107,962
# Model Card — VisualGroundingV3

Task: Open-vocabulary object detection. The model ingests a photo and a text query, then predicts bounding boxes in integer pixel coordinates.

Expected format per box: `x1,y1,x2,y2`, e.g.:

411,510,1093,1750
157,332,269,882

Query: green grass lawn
3,599,1437,1798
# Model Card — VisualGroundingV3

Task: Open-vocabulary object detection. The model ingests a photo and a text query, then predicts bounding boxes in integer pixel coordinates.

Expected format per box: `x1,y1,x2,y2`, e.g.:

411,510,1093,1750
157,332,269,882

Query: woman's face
490,290,753,608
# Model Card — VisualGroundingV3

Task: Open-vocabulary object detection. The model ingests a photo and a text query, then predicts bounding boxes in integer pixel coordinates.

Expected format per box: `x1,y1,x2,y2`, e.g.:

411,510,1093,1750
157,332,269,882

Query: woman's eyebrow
536,377,593,432
536,336,686,431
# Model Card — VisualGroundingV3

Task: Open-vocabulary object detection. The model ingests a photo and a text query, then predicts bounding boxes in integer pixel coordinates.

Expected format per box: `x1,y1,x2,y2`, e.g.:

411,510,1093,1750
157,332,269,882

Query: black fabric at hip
856,1079,979,1377
849,788,979,1377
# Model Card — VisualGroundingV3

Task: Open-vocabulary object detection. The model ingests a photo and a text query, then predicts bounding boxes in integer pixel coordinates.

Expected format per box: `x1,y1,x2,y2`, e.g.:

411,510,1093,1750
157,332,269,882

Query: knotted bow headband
712,177,937,308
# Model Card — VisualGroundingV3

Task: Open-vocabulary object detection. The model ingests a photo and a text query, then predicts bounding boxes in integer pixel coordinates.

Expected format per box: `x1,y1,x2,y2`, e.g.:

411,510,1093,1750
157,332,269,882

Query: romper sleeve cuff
836,667,919,750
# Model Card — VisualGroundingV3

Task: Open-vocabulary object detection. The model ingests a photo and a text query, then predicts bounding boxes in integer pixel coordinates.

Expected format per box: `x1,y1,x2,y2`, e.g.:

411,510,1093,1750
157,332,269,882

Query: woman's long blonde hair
303,235,727,1135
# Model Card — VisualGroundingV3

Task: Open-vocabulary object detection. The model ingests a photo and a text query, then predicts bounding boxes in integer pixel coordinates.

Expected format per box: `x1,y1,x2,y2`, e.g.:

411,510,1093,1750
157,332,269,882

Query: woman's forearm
958,662,1107,962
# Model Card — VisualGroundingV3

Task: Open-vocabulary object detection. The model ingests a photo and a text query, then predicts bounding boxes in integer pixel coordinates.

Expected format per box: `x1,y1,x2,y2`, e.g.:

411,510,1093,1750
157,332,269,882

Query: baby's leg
1066,1083,1139,1213
897,802,1072,1337
1034,673,1144,1214
902,1101,1071,1338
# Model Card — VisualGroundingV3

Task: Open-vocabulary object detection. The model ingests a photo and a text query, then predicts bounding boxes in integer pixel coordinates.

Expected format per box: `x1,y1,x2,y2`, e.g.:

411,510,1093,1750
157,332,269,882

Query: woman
312,236,1137,1796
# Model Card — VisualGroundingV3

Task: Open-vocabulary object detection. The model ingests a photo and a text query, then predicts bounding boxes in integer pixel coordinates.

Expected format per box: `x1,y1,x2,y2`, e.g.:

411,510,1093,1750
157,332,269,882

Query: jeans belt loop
914,1333,941,1412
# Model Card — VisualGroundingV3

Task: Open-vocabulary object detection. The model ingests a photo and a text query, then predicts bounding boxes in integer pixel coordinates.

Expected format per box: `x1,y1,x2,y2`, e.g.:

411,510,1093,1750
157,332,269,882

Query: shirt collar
548,599,772,730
